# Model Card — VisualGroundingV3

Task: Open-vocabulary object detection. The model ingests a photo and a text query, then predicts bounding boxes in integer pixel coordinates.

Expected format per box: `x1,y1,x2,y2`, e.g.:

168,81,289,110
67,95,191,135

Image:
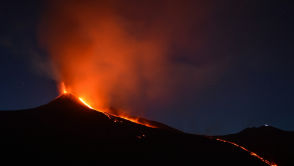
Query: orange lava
216,138,277,166
116,114,155,128
78,97,94,109
60,82,68,94
59,82,156,128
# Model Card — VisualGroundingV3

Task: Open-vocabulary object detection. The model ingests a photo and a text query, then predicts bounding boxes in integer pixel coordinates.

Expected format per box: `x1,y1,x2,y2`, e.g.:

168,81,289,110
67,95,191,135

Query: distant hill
0,94,270,165
220,125,294,166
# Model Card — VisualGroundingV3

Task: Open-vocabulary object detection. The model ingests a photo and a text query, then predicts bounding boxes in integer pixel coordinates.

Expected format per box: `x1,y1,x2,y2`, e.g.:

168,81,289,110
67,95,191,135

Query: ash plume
39,0,226,116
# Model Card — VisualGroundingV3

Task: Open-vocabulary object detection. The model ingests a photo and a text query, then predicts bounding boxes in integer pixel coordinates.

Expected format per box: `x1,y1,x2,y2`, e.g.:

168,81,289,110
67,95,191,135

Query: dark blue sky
0,0,293,135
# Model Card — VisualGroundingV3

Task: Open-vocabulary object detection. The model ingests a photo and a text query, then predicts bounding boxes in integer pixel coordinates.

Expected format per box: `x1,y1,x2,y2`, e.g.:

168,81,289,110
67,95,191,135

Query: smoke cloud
39,0,225,116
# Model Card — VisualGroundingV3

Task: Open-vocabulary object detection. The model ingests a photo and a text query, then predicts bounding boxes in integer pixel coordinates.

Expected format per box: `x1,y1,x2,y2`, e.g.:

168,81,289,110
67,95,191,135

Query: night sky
0,0,293,135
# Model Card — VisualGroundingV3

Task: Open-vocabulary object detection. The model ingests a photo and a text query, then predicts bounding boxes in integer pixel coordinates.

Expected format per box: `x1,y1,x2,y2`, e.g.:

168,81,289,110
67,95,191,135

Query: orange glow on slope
78,97,94,109
77,97,156,128
216,138,277,166
116,114,155,128
59,82,156,128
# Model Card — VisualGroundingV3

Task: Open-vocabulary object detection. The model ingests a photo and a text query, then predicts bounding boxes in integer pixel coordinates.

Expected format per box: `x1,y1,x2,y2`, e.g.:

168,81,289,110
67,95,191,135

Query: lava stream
216,138,277,166
78,97,94,109
60,83,156,128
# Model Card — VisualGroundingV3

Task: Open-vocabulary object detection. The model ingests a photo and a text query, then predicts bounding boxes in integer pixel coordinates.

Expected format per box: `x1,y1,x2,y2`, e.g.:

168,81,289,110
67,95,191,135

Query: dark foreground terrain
0,94,278,165
220,125,294,166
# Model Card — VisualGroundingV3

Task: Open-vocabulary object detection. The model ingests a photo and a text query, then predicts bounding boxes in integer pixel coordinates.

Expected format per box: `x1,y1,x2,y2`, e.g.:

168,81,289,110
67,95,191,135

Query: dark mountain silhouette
220,126,294,166
0,94,269,165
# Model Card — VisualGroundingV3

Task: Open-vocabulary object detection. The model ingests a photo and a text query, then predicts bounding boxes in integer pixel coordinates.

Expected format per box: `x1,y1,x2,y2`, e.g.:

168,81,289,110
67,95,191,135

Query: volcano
0,94,273,165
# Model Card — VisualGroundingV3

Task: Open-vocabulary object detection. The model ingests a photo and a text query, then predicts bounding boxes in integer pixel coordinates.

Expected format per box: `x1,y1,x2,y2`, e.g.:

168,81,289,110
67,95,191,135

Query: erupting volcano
0,94,282,165
1,0,292,165
52,82,279,165
0,72,284,164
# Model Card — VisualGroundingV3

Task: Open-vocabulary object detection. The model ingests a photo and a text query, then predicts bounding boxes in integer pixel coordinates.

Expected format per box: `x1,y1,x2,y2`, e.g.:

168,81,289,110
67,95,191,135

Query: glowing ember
216,138,277,166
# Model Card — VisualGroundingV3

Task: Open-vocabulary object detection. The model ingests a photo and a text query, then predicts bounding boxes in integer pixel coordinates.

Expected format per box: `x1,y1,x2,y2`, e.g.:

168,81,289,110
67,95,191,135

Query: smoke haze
39,0,226,116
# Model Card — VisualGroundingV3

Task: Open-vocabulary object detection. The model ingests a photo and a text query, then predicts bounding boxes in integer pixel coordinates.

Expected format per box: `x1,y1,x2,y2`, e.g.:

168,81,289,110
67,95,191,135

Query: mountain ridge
0,95,272,165
220,125,294,166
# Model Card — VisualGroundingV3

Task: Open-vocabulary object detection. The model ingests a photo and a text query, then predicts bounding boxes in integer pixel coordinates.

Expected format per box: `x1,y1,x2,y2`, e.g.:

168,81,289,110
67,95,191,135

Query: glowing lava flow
216,138,277,166
78,97,94,109
116,115,155,128
78,97,156,128
59,82,156,128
